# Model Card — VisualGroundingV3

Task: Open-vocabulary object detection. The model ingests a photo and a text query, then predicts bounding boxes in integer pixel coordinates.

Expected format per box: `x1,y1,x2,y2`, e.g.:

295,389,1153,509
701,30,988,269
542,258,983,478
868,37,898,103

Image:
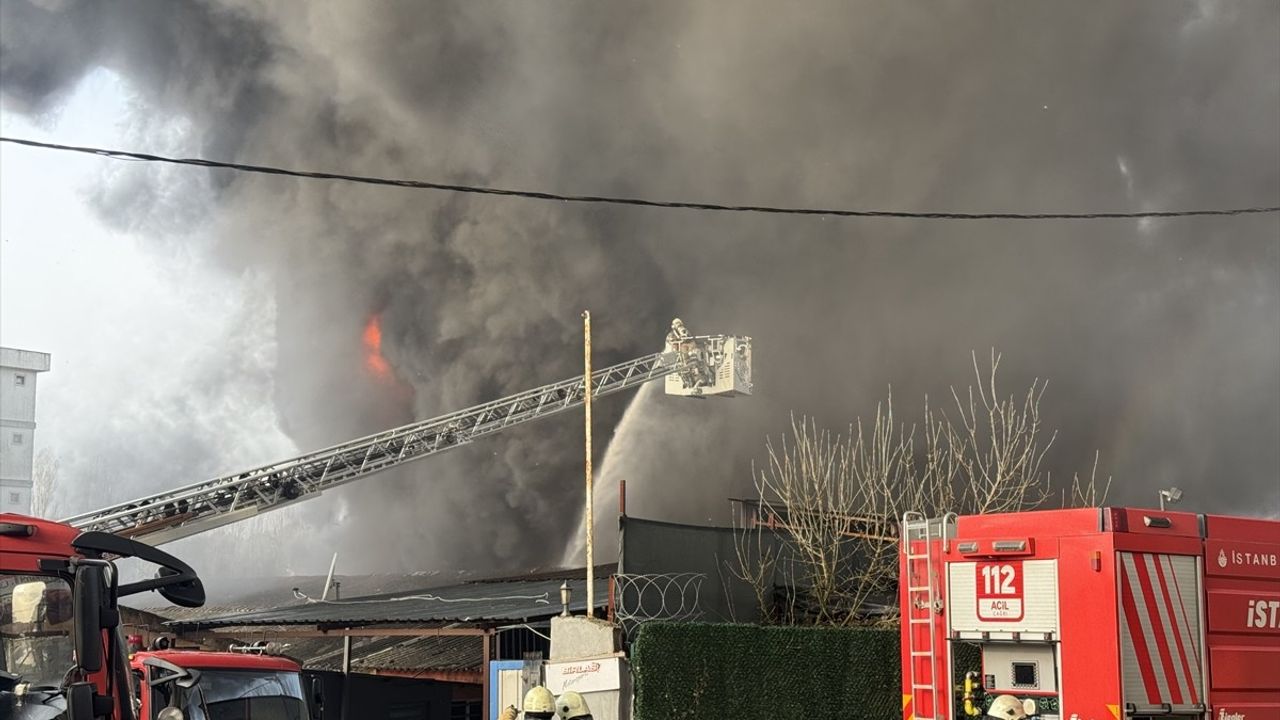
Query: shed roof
171,577,597,630
131,571,477,620
282,635,482,673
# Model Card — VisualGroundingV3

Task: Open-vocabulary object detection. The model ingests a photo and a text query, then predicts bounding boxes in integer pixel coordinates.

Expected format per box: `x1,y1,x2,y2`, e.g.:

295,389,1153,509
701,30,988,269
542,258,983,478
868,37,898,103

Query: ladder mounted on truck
63,329,751,546
901,512,956,720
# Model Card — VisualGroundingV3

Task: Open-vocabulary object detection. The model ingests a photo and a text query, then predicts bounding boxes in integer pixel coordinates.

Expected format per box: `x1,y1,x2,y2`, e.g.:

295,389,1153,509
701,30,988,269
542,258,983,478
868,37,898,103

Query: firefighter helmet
987,695,1030,719
556,690,592,719
523,686,556,715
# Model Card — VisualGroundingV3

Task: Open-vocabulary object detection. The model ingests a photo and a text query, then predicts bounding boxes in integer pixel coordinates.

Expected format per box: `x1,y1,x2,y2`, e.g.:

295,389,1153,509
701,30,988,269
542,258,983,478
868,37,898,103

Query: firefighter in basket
666,318,705,389
520,686,557,720
555,690,594,720
987,694,1036,719
666,317,690,349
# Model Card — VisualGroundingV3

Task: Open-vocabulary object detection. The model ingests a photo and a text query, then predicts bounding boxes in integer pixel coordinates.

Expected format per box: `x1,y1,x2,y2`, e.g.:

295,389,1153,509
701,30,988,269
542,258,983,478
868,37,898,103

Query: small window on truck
1012,662,1038,688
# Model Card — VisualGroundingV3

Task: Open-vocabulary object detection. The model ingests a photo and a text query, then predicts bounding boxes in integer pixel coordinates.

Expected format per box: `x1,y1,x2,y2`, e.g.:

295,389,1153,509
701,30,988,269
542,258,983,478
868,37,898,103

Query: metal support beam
481,630,493,720
583,310,595,617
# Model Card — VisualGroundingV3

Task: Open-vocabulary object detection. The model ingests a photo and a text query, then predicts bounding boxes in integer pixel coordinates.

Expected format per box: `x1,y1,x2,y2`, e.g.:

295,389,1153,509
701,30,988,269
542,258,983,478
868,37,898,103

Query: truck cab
130,650,308,720
1,513,205,720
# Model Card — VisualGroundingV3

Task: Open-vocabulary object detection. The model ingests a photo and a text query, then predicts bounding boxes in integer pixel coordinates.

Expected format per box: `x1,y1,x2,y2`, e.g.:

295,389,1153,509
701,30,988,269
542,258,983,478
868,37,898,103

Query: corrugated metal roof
278,635,482,672
172,577,594,629
130,572,477,617
153,604,290,624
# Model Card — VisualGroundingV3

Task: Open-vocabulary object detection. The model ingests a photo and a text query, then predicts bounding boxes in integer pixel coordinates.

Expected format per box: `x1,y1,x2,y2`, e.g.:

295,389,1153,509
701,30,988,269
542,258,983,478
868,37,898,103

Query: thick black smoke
2,0,1276,577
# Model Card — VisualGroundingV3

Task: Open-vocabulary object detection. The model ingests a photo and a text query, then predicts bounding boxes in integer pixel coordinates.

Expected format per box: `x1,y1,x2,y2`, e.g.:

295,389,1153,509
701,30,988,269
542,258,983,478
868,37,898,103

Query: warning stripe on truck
1118,552,1205,710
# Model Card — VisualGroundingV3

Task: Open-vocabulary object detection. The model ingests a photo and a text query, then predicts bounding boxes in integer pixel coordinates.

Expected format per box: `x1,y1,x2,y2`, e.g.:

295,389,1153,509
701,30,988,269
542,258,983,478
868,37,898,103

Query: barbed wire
613,572,705,633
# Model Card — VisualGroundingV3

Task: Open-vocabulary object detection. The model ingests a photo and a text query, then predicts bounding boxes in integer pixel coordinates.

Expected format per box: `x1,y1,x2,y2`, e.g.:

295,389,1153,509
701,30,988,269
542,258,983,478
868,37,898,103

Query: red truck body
900,507,1279,720
2,513,127,718
3,513,299,720
130,649,305,720
131,650,300,673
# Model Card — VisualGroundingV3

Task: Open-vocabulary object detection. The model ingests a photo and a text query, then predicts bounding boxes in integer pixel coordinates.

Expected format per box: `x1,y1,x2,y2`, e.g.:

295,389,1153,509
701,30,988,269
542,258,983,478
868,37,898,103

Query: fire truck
1,513,205,720
900,507,1279,720
1,512,316,720
129,648,308,720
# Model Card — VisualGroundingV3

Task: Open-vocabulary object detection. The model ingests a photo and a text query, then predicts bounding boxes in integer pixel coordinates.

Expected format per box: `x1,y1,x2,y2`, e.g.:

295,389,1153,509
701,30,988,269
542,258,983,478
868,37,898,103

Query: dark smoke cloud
3,0,1276,576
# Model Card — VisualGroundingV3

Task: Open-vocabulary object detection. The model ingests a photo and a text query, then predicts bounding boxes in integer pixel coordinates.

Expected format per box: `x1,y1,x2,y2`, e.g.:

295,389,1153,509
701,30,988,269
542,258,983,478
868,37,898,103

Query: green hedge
631,623,902,720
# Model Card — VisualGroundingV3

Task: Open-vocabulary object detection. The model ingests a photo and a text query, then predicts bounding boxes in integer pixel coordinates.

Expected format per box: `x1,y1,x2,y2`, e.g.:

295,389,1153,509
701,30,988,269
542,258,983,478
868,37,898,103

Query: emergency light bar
229,641,286,656
955,538,1035,557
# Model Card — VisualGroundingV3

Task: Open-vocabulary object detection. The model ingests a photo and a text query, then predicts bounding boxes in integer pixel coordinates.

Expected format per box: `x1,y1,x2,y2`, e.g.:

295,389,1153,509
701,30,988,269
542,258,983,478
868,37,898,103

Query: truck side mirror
155,566,206,609
176,668,202,689
66,681,98,720
72,531,206,608
72,565,104,673
144,656,202,689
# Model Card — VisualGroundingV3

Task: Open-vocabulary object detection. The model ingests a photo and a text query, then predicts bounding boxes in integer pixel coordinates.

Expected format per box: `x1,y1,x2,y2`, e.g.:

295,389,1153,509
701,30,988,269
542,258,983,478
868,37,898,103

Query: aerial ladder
62,329,752,546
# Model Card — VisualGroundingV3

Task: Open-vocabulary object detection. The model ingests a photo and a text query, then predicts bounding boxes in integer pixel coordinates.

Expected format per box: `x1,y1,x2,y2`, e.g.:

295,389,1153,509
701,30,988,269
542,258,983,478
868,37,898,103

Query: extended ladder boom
63,333,751,546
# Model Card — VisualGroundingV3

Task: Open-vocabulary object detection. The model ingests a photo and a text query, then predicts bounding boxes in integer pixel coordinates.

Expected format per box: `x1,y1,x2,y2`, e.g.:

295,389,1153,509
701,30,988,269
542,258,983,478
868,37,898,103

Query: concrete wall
548,616,629,720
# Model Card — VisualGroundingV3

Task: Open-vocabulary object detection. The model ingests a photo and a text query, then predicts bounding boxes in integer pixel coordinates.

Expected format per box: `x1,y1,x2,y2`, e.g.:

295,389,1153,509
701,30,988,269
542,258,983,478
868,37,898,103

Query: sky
1,69,303,575
2,69,296,484
0,1,1276,581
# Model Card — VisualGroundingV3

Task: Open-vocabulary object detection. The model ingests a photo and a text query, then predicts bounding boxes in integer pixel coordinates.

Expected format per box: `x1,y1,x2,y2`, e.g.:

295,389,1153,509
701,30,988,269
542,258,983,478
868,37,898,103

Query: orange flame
363,314,392,379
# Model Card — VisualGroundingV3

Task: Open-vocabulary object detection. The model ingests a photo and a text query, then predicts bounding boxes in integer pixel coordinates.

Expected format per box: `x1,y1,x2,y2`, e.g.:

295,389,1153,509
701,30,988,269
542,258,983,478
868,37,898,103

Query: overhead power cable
2,135,1277,221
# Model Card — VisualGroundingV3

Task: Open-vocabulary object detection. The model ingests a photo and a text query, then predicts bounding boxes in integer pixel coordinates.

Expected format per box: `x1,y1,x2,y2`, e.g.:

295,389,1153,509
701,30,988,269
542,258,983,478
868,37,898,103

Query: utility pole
583,310,594,616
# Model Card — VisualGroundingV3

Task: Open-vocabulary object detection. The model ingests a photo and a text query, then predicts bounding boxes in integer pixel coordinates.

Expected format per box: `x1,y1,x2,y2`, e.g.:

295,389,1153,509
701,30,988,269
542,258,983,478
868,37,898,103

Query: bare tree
733,414,903,626
760,418,853,625
728,499,780,622
732,351,1107,626
1064,450,1113,508
31,448,59,518
950,350,1055,514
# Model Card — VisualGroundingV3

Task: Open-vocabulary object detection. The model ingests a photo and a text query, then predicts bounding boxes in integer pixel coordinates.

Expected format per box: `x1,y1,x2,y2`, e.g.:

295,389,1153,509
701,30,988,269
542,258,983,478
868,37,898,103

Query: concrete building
1,346,51,516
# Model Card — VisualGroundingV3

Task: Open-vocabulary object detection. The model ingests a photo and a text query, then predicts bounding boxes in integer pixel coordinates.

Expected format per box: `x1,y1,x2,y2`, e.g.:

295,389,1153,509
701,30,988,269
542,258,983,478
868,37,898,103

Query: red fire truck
900,507,1279,720
129,648,308,720
1,513,204,720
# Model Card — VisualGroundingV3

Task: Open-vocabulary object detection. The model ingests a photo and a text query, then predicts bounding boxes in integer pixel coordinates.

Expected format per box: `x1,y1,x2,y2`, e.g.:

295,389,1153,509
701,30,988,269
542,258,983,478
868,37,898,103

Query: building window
14,374,25,386
7,492,19,505
11,433,22,445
